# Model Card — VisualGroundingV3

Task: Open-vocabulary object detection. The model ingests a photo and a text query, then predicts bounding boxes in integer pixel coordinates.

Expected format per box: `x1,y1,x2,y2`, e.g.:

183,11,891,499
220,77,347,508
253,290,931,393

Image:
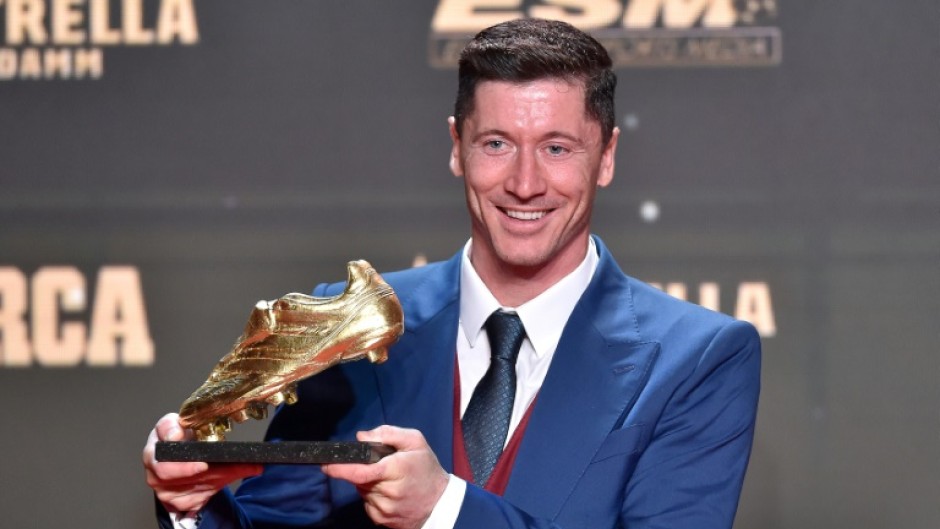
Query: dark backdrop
0,1,937,527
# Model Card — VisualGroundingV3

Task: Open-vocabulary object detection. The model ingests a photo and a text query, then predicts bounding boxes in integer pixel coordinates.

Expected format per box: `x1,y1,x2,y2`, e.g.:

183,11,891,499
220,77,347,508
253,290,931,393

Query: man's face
449,79,619,279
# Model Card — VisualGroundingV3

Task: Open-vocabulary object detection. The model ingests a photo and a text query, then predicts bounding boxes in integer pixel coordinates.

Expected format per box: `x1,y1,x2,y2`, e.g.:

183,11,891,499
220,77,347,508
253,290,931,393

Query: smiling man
144,18,761,529
449,75,617,307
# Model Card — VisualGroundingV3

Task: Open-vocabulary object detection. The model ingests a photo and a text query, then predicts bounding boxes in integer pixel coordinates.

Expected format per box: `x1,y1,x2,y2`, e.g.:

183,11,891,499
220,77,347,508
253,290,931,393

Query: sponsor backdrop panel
0,1,937,528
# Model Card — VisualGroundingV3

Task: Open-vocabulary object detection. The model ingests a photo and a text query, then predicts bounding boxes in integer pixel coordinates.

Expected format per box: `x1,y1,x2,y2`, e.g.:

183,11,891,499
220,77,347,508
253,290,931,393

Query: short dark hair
454,18,617,144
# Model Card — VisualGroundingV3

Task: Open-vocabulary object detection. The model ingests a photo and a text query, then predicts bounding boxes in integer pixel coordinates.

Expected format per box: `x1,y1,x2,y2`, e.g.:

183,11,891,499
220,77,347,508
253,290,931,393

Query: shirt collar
459,237,599,358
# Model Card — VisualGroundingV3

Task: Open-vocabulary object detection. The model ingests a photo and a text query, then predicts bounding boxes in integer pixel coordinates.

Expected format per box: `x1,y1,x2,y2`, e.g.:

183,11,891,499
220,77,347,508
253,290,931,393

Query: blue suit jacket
176,237,761,529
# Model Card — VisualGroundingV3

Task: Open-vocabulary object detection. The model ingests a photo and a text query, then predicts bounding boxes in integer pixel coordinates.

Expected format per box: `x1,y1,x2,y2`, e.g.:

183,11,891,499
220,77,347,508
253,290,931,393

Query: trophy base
155,441,394,464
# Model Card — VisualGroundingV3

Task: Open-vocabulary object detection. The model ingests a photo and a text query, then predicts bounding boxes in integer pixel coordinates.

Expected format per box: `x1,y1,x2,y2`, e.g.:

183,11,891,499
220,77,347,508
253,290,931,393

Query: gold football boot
178,260,404,441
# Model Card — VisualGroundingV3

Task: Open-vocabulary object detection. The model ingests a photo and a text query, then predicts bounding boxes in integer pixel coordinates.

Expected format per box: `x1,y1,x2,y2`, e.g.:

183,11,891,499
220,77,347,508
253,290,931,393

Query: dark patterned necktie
462,310,526,486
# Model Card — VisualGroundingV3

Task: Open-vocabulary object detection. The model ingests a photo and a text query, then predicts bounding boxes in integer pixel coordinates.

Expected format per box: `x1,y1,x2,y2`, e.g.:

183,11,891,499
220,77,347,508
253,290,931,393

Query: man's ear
597,126,619,188
447,116,463,177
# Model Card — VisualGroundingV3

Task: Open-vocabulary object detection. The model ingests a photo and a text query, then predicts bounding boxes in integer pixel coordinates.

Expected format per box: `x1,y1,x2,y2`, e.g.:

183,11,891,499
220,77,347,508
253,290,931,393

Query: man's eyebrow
469,128,509,142
541,131,585,144
469,129,588,145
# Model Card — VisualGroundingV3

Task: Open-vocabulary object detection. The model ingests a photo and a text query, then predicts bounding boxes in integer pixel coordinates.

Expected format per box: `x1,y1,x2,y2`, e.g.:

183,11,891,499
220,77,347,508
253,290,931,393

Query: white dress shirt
422,238,598,529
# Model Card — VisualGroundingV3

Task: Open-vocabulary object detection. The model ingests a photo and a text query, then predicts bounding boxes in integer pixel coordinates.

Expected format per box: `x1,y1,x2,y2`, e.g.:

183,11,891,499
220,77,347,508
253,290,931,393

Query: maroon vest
452,359,537,495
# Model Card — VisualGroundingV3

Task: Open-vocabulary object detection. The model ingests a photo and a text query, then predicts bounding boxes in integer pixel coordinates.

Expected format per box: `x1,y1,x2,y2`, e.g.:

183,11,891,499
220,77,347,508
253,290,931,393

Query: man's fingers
328,426,434,486
148,460,210,481
155,413,186,442
357,425,424,452
192,464,263,484
147,462,263,513
156,486,218,513
143,412,264,515
153,461,263,484
322,461,386,485
144,412,262,486
151,463,263,487
143,415,208,478
326,426,447,528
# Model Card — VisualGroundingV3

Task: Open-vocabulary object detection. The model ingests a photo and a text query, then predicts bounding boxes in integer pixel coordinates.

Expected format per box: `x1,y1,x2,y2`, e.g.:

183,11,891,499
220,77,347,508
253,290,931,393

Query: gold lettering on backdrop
87,267,154,366
0,0,199,80
124,0,154,44
18,46,41,77
623,0,736,29
52,0,85,45
89,0,121,44
157,0,198,44
73,46,102,77
0,47,102,79
43,47,71,77
5,0,48,45
735,282,776,337
0,266,154,367
1,0,199,45
530,0,621,28
0,267,31,366
432,0,742,33
32,267,86,366
427,0,781,67
86,266,155,366
0,48,14,75
649,280,777,338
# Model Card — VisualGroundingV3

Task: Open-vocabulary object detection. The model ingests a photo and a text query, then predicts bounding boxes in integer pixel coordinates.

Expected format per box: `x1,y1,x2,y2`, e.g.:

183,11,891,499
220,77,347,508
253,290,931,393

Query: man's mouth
503,208,549,221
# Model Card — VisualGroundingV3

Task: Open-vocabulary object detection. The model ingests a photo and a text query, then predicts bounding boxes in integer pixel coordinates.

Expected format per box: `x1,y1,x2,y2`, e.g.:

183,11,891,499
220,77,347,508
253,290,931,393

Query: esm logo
429,0,781,67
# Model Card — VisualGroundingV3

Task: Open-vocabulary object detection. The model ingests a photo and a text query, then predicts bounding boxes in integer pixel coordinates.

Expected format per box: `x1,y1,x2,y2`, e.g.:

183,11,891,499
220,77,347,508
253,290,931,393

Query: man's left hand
322,425,449,529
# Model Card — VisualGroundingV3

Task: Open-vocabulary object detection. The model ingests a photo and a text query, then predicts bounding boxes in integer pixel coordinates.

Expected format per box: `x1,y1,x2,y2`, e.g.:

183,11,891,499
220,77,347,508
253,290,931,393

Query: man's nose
505,149,547,199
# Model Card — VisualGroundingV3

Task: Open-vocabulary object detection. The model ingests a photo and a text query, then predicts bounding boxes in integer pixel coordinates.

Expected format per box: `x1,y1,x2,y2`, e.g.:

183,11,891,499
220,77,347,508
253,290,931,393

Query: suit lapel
373,255,461,471
504,240,660,517
368,238,661,513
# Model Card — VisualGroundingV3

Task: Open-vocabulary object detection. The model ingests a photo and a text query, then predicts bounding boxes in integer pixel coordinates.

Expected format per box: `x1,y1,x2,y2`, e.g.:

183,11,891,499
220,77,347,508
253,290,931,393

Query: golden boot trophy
156,260,404,463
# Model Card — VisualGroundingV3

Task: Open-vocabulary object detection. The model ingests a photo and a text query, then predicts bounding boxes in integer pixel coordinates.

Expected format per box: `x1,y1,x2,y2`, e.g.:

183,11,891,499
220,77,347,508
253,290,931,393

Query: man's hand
322,426,449,529
142,413,263,514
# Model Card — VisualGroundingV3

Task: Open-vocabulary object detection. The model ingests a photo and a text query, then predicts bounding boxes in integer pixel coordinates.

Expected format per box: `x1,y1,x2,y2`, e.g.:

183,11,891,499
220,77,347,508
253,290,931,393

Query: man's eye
485,140,504,150
547,145,568,155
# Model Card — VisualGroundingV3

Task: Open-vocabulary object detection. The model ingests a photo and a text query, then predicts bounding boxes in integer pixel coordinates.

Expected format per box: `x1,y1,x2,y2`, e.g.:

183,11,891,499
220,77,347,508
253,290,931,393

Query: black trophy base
155,441,394,464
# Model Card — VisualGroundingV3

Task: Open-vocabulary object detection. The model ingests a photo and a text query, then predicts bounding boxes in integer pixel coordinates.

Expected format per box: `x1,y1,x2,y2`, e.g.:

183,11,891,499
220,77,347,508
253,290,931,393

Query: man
143,18,761,529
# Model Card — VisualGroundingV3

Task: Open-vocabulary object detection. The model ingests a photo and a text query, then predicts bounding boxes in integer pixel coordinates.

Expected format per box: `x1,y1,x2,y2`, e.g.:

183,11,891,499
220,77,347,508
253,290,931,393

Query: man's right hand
142,413,264,513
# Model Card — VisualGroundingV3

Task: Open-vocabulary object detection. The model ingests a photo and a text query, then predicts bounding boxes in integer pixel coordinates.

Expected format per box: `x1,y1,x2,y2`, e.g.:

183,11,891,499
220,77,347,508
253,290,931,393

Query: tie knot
485,311,525,362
